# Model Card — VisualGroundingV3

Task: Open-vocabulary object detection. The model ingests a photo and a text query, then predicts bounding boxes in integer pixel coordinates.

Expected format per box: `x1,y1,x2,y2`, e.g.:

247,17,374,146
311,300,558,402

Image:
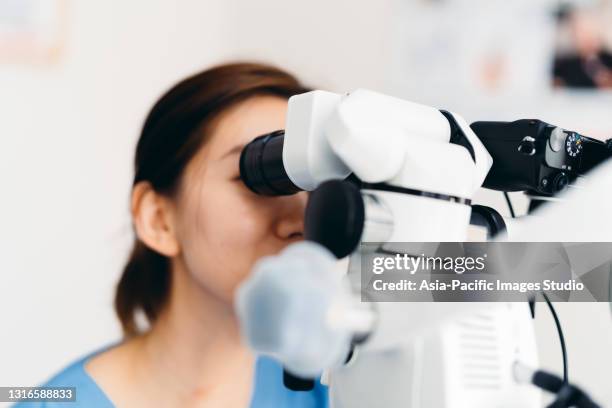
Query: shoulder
11,346,116,408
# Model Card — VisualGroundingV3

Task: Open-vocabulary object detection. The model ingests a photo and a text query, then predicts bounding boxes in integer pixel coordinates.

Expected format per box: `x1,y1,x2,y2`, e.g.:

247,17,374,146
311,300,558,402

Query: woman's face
172,95,307,304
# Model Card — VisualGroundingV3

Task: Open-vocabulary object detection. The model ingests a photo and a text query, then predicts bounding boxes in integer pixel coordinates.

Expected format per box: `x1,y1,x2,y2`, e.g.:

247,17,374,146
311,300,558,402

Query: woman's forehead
206,96,288,155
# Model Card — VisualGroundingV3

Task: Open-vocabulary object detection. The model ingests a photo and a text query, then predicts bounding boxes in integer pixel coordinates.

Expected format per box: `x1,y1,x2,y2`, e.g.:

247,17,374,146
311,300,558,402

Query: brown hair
115,62,310,337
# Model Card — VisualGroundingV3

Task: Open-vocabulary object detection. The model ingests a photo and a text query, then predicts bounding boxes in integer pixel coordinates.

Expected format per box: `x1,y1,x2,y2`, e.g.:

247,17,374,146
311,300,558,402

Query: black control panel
470,119,611,195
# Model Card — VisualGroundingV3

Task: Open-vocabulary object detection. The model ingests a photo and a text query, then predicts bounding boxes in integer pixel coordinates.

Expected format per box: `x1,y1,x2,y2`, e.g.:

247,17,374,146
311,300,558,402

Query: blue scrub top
12,347,328,408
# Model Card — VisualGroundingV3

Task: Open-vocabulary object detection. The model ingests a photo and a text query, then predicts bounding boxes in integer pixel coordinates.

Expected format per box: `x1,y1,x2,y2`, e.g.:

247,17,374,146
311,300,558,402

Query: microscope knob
549,127,566,152
552,172,569,193
518,136,536,156
305,179,364,259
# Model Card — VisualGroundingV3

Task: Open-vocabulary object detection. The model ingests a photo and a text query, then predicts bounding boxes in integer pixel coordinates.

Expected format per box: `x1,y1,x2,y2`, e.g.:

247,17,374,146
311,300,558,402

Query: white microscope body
282,89,489,243
237,89,541,407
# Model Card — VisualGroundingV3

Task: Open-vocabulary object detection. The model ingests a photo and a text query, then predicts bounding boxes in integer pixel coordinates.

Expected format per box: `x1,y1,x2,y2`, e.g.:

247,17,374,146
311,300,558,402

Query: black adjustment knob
552,172,569,193
304,180,364,259
518,136,536,156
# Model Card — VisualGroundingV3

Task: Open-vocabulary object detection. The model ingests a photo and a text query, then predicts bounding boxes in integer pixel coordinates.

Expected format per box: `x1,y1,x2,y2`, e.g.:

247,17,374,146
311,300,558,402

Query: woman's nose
273,192,308,240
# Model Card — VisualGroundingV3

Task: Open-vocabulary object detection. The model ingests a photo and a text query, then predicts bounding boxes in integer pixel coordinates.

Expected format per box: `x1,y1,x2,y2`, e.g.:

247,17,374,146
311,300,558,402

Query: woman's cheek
178,183,274,299
193,193,268,259
189,181,266,239
225,193,274,242
179,217,256,303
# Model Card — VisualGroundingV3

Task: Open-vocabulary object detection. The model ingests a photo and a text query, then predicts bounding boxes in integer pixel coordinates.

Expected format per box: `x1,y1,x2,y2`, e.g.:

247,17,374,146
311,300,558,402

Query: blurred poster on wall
0,0,67,64
552,2,612,89
390,0,557,100
389,0,612,140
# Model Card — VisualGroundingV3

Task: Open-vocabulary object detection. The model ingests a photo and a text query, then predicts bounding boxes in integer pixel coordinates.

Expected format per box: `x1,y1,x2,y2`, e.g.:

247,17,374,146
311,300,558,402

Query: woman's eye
232,175,242,182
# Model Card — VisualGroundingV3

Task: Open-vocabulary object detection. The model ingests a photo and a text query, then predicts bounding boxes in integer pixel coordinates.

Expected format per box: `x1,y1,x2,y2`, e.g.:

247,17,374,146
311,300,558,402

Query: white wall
1,0,610,406
0,0,235,391
224,0,393,93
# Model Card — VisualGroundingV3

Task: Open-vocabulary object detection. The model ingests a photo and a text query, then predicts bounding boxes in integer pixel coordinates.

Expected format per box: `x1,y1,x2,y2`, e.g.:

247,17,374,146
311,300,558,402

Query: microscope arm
282,89,492,196
322,89,450,183
324,89,492,194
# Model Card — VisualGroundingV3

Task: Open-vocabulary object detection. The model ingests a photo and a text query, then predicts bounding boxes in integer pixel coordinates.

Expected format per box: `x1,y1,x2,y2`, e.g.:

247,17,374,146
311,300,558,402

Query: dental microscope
235,89,611,407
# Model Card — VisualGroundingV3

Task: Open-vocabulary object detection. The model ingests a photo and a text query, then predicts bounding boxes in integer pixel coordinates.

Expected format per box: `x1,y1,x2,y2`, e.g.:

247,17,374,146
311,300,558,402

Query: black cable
501,192,568,384
542,291,568,384
503,191,516,218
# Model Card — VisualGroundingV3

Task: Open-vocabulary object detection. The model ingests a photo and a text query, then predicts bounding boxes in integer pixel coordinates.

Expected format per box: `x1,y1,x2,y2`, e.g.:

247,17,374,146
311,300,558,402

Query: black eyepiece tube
239,130,302,196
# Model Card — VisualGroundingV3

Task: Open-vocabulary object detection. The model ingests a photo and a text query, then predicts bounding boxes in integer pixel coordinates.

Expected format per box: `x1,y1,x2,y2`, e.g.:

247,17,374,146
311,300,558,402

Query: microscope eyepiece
239,130,302,196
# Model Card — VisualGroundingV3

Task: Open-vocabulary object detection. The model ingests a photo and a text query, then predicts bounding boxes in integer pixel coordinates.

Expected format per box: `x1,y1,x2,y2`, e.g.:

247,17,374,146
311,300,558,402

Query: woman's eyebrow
219,144,245,160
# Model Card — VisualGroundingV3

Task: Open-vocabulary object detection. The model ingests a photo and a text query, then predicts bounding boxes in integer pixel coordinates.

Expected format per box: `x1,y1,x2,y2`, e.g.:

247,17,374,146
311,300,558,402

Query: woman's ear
131,182,180,257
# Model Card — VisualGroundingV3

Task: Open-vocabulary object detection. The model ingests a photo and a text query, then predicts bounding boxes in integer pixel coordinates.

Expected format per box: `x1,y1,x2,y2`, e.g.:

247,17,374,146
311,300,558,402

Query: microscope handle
469,205,507,238
532,370,601,408
283,370,314,391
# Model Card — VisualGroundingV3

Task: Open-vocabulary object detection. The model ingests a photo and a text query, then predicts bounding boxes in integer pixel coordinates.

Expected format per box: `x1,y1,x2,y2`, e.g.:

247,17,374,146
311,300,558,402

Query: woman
19,63,328,407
